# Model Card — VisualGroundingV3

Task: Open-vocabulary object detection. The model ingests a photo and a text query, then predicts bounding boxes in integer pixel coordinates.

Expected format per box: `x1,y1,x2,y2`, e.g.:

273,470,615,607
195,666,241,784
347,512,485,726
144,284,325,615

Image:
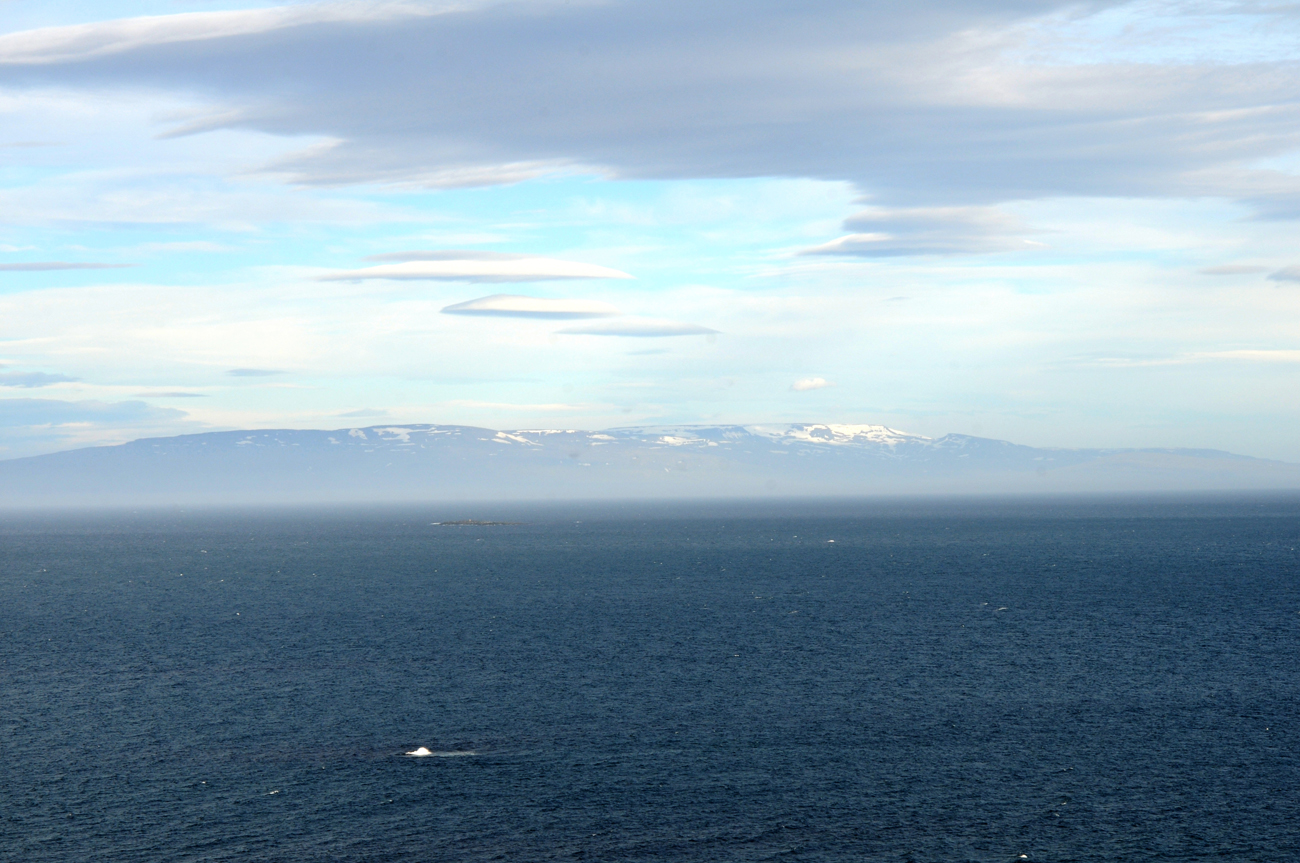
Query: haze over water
4,497,1299,862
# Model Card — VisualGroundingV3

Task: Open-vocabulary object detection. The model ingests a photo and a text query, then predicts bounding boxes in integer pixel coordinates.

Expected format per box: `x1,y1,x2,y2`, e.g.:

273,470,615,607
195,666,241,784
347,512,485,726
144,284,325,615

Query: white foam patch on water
405,747,477,757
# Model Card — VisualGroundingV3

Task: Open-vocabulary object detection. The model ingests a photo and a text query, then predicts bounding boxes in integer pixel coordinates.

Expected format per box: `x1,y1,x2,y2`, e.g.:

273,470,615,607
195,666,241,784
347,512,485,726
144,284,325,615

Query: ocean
3,497,1298,862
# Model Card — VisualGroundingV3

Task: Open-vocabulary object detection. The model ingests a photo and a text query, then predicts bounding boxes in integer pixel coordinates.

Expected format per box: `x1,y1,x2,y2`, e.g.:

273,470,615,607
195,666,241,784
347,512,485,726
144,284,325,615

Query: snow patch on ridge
746,424,930,447
494,431,540,446
376,427,415,443
318,423,933,451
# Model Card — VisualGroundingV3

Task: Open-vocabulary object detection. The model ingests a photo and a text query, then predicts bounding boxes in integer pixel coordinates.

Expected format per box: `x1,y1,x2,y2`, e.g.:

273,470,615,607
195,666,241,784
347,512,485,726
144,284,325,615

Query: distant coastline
0,422,1296,506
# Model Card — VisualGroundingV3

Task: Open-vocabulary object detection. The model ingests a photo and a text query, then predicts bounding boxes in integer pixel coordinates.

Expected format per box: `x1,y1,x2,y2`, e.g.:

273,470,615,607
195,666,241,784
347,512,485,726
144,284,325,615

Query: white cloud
791,377,834,391
4,241,1300,459
1201,350,1300,362
801,207,1041,257
132,391,208,398
4,2,1299,210
0,397,184,426
556,319,718,337
226,368,283,377
267,149,570,189
1268,266,1300,283
1200,265,1268,276
321,252,633,283
0,395,195,458
0,261,134,271
0,371,78,387
3,4,1300,462
0,3,429,64
442,294,620,319
135,241,232,253
1088,349,1300,367
443,399,587,412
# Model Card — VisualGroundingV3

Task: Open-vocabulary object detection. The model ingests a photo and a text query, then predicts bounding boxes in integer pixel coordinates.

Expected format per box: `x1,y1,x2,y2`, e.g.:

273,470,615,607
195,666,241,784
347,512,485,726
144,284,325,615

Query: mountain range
1,423,1297,506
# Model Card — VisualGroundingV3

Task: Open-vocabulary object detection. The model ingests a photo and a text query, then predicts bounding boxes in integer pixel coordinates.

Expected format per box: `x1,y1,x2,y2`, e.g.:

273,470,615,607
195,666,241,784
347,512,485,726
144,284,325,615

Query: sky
0,0,1298,461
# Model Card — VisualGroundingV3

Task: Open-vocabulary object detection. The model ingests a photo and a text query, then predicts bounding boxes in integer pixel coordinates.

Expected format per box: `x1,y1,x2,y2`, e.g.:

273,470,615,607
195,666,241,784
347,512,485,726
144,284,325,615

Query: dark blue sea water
3,497,1299,862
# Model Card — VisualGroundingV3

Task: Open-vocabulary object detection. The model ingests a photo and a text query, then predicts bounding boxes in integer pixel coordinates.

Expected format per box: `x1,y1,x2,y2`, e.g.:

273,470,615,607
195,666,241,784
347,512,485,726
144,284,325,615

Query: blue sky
0,0,1298,460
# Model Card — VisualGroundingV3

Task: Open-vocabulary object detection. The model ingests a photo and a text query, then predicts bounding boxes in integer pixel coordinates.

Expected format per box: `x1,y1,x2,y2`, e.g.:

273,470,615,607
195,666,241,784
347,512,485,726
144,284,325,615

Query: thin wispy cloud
1200,265,1268,276
801,207,1040,258
556,319,718,337
364,250,534,263
322,252,632,283
0,4,419,65
226,368,283,377
0,261,134,271
133,391,208,398
443,400,587,412
0,371,78,387
442,294,620,319
1088,350,1300,367
136,241,231,253
0,397,184,427
1268,266,1300,283
792,377,834,392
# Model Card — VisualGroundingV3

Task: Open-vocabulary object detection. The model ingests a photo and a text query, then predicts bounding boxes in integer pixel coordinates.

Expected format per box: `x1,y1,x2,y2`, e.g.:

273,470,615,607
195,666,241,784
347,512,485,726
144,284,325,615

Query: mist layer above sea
3,497,1299,862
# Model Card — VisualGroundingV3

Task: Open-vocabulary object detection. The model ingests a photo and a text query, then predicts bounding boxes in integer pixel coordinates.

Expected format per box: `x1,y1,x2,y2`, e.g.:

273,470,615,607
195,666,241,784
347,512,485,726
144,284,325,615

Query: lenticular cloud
556,319,718,337
441,294,620,319
321,252,633,284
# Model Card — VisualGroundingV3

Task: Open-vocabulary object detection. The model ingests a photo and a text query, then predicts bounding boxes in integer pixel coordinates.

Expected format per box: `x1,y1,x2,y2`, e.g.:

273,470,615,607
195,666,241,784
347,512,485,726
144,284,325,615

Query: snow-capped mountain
296,422,990,456
0,422,1294,506
745,424,927,447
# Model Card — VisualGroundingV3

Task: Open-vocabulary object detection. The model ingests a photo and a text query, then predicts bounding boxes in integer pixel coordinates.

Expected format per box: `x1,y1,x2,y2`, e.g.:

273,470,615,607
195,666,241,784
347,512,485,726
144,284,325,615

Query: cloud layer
3,1,1298,211
322,252,633,283
442,293,621,319
0,371,78,387
0,3,1298,463
802,207,1040,257
1201,265,1269,276
0,261,133,271
556,319,718,337
226,368,283,377
0,397,183,428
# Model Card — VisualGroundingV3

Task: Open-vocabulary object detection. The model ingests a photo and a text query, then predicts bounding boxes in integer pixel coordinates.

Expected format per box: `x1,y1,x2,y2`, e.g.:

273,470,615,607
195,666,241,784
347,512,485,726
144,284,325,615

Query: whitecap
405,747,476,757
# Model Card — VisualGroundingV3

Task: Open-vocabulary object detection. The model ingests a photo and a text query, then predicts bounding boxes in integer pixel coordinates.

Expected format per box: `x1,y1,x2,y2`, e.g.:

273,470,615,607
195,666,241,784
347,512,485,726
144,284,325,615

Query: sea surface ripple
2,498,1298,861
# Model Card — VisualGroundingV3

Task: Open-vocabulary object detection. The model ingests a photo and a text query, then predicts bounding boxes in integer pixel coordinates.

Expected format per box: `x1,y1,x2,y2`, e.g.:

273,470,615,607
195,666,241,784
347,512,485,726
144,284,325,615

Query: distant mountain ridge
1,422,1296,506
